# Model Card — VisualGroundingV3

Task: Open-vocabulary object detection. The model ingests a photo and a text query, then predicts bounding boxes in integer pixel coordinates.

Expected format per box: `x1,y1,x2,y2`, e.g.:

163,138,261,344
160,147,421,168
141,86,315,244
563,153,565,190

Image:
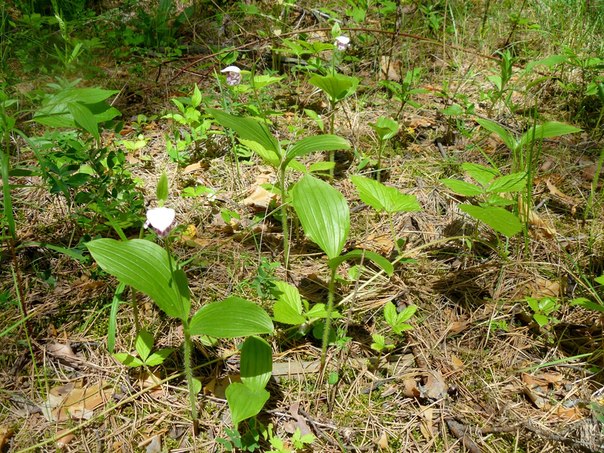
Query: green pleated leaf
135,330,154,362
271,281,306,325
518,121,581,148
441,178,484,196
86,239,190,320
284,135,350,168
189,297,274,338
351,176,421,213
291,175,350,260
487,172,527,194
476,117,517,151
459,204,523,237
309,73,359,103
328,249,394,276
226,382,270,428
207,108,279,154
67,102,99,140
240,336,272,391
156,172,169,204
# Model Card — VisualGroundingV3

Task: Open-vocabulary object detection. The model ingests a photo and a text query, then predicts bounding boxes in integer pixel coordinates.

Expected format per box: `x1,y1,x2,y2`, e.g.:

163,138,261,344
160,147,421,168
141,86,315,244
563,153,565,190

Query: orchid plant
86,175,274,432
207,109,350,268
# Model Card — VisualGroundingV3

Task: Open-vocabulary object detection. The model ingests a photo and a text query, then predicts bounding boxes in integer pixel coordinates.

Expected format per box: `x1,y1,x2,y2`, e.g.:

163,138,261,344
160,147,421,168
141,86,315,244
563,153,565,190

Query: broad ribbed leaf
156,172,169,203
272,281,306,325
207,108,279,153
291,175,349,260
441,178,484,196
518,122,581,148
459,204,523,237
351,176,421,213
67,102,99,140
86,239,190,320
284,135,350,168
309,74,359,102
487,172,527,193
240,336,272,391
135,330,154,362
461,163,499,187
239,139,280,167
328,249,394,276
226,383,270,428
476,117,517,151
370,117,399,141
189,297,274,338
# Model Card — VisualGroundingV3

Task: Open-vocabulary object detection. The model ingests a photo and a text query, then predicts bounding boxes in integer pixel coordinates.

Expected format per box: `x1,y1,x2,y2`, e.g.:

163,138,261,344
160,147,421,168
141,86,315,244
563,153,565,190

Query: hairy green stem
279,166,290,270
329,101,337,177
182,324,199,433
320,266,338,369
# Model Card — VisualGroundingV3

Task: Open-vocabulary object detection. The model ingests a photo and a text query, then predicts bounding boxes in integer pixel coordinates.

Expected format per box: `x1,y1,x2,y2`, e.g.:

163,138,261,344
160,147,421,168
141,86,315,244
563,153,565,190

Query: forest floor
1,1,604,452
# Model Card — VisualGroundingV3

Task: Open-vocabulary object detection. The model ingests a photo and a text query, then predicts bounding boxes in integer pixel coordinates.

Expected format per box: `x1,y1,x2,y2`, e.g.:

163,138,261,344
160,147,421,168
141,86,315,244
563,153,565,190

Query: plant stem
329,101,336,178
279,166,291,270
320,266,338,370
182,324,199,435
377,139,385,182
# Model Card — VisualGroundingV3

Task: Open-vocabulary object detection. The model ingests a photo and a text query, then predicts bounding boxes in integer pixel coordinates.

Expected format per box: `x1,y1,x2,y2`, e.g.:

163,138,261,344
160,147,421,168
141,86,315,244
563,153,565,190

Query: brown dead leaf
204,374,241,399
522,372,564,387
419,370,448,400
41,381,112,422
46,342,77,359
531,278,561,299
555,405,584,421
419,406,434,440
450,354,464,371
283,402,312,436
139,371,163,396
180,224,212,248
56,429,74,449
376,431,389,450
0,426,13,452
183,161,206,174
380,56,401,81
447,320,469,336
402,378,421,398
242,185,275,210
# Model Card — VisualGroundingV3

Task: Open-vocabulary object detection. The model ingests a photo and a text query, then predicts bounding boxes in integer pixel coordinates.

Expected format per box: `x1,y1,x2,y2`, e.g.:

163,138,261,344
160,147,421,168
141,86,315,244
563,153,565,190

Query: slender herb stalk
320,266,338,369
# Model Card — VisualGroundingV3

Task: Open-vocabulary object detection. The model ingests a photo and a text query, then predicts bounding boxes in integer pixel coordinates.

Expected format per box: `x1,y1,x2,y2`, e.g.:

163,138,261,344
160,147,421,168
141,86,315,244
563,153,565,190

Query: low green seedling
525,296,560,328
369,116,399,181
351,175,421,252
441,162,527,238
265,423,315,453
113,329,174,368
291,175,394,368
309,71,359,175
163,85,212,165
207,108,350,267
370,333,394,354
383,301,417,335
271,280,340,336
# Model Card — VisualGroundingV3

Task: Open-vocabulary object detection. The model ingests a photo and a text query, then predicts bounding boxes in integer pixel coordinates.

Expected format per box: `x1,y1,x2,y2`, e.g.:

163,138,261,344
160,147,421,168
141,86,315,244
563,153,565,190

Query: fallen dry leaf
419,370,448,400
41,381,112,422
145,435,162,453
46,342,77,359
242,185,276,210
380,56,401,81
402,378,420,398
555,405,584,421
56,429,74,449
376,430,389,450
447,320,469,336
283,402,312,436
450,354,464,370
419,406,434,440
0,426,14,451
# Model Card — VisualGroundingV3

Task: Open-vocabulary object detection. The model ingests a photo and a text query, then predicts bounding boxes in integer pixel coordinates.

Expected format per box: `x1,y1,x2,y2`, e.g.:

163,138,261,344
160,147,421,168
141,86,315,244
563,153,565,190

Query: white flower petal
145,207,176,234
221,65,241,74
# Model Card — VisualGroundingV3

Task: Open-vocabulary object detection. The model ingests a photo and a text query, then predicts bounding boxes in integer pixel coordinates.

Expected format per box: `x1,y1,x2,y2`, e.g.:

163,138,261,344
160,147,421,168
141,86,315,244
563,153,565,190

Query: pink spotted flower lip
334,36,350,51
221,65,242,86
144,207,176,237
